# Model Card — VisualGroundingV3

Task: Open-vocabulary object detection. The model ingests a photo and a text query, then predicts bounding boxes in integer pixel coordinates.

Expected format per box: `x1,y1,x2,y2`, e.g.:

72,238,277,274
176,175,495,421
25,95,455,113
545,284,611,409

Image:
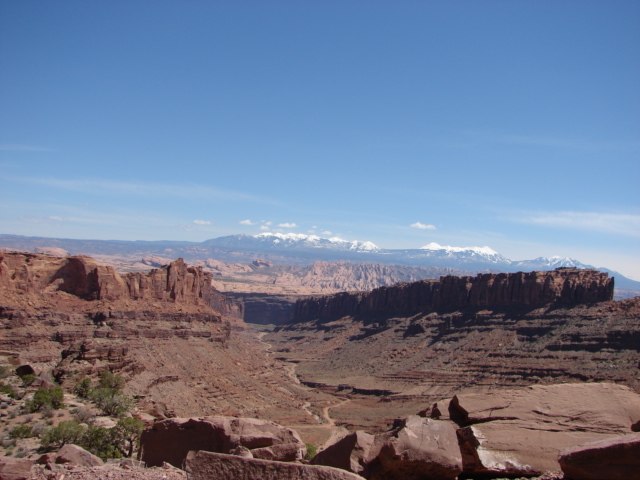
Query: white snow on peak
256,232,319,242
254,232,380,251
420,242,499,256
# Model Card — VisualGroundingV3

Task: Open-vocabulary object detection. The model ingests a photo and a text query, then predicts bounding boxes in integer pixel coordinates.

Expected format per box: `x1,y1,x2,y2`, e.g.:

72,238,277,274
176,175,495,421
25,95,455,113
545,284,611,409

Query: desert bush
72,407,95,424
20,374,36,387
0,382,17,399
0,366,10,379
9,425,32,439
91,389,132,417
74,377,93,399
304,443,317,461
98,372,125,392
81,424,122,459
27,386,64,412
111,417,144,458
31,423,47,438
40,421,84,449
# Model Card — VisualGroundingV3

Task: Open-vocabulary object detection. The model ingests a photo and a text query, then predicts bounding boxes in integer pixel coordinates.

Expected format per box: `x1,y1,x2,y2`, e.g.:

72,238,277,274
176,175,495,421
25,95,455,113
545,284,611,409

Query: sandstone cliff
294,268,614,321
0,253,314,424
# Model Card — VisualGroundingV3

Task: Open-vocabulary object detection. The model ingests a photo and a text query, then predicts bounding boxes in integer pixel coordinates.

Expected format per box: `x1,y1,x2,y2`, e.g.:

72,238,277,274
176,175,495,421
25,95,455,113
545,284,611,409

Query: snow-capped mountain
512,256,589,271
418,242,510,265
203,232,380,253
2,232,638,294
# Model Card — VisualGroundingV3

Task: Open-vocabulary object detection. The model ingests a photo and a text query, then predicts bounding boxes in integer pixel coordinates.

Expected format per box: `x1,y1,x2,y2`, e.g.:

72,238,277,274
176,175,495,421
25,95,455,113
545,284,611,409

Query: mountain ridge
2,232,639,292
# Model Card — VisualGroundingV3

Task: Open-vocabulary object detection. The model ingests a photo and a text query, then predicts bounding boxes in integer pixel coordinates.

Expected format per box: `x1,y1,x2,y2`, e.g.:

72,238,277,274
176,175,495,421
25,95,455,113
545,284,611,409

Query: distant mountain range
1,232,639,292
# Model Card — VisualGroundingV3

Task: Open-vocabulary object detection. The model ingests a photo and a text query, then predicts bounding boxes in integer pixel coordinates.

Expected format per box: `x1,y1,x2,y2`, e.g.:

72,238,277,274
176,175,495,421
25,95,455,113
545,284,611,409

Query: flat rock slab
0,457,34,480
450,383,640,476
186,451,366,480
559,432,640,480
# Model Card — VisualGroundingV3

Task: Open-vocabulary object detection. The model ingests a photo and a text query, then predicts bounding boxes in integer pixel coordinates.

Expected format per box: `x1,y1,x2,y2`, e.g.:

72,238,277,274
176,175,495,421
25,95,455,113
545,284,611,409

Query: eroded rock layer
0,253,314,424
294,268,614,321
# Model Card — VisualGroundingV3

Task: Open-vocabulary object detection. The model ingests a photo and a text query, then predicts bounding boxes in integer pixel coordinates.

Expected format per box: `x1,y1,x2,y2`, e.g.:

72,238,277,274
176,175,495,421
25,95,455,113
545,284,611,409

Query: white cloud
239,219,256,225
410,222,437,230
259,225,270,231
193,220,212,225
322,230,332,235
514,211,640,237
263,221,272,226
278,222,297,228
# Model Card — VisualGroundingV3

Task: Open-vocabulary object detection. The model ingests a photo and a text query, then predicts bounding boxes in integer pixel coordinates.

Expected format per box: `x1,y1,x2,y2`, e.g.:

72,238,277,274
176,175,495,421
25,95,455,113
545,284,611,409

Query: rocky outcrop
54,444,104,467
0,252,217,305
311,431,375,475
0,457,34,480
139,416,306,468
228,293,297,325
185,451,366,480
312,418,462,480
449,383,640,477
294,269,614,321
558,433,640,480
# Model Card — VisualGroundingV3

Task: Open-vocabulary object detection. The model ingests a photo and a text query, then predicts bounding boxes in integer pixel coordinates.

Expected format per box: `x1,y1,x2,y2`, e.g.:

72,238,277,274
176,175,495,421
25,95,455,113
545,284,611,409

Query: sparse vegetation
20,374,36,387
27,386,64,412
40,420,84,449
0,381,17,399
0,366,10,379
304,443,317,461
9,424,33,439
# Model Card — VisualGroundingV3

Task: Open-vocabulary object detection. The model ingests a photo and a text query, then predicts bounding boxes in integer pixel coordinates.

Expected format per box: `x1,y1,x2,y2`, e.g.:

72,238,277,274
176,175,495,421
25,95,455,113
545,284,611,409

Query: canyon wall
294,268,614,321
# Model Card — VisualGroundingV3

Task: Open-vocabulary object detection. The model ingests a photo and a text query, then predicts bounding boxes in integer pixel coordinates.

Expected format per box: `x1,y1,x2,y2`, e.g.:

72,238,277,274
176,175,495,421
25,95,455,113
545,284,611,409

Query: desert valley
0,234,638,480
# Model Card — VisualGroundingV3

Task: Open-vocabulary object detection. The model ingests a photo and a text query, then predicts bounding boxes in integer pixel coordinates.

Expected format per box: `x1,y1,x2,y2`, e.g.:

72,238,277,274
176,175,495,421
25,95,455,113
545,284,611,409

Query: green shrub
111,418,144,458
81,425,122,459
0,381,17,399
97,372,125,392
74,377,93,399
27,386,64,412
20,374,36,387
0,366,10,379
40,421,84,449
304,443,317,461
9,425,33,439
90,388,132,417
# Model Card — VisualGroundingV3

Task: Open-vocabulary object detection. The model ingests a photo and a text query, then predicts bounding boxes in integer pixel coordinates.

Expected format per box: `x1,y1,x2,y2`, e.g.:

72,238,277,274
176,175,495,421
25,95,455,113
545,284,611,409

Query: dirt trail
253,328,350,448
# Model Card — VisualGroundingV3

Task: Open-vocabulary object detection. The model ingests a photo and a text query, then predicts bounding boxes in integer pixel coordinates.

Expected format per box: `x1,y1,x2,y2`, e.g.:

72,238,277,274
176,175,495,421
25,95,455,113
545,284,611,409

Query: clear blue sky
1,1,639,278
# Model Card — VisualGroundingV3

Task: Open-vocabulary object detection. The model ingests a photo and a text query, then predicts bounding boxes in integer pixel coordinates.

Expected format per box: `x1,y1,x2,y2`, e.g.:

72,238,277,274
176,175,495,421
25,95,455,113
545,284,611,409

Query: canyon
1,250,639,479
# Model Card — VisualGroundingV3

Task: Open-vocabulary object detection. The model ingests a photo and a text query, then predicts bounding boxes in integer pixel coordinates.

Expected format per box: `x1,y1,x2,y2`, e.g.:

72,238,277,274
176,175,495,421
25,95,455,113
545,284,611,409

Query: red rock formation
139,416,306,468
558,433,640,480
294,268,614,321
185,451,366,480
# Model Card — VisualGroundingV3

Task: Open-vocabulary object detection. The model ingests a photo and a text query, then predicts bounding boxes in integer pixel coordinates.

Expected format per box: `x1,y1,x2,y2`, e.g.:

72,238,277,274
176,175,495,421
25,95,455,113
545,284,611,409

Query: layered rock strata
0,253,314,423
294,268,614,321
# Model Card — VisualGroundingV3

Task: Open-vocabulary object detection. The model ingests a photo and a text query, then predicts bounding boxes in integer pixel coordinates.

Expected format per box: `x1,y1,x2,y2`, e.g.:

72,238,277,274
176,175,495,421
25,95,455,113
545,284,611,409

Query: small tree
111,418,144,457
40,421,84,449
28,386,64,412
98,372,125,391
81,425,121,459
74,377,93,399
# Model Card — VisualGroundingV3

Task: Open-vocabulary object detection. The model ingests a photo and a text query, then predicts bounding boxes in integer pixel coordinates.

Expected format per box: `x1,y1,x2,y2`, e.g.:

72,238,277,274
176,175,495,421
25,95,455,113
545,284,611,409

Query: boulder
366,416,462,480
55,444,104,467
558,432,640,480
185,450,366,480
139,416,306,468
0,457,34,480
449,382,640,477
311,431,376,474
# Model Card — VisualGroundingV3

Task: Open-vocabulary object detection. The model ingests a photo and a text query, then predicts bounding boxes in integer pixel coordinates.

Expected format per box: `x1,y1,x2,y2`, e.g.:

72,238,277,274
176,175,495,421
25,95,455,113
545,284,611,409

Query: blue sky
1,1,639,278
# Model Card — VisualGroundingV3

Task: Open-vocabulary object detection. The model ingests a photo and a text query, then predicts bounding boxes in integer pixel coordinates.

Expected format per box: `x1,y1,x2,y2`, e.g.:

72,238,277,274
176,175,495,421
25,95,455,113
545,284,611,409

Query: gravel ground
30,462,187,480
